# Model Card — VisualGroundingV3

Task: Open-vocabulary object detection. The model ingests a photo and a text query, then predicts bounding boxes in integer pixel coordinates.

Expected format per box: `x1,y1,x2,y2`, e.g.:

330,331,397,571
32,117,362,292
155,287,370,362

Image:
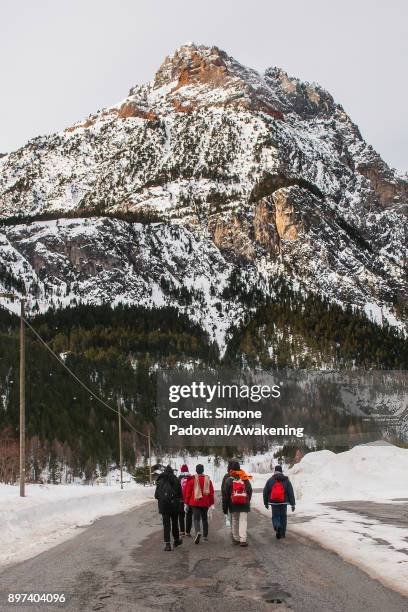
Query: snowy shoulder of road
252,442,408,597
0,475,154,569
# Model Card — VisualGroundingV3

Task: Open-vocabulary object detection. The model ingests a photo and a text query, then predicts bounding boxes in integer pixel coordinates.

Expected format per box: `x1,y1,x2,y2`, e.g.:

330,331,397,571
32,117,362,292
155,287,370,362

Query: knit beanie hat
180,464,189,473
229,459,240,472
227,457,239,471
275,465,283,473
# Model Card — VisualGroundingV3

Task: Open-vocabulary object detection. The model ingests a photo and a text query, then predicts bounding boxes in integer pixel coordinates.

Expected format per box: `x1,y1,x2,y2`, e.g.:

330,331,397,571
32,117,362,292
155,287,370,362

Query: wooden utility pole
19,299,26,498
117,398,123,490
148,426,152,485
0,293,26,497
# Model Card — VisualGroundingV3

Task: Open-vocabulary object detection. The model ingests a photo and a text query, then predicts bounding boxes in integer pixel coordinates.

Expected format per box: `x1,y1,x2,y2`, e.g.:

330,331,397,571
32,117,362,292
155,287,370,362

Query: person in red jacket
184,464,215,544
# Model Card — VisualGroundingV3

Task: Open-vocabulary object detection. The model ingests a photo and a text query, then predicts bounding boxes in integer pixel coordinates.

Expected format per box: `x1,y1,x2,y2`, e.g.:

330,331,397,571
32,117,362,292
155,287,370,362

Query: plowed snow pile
288,442,408,502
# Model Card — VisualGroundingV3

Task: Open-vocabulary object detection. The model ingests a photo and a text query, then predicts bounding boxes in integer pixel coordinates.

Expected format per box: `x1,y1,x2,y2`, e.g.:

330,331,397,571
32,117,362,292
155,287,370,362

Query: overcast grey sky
1,0,407,170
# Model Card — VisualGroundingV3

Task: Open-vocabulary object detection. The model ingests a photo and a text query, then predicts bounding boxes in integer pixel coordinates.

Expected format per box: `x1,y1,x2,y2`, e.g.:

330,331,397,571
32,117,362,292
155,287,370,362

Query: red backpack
231,479,248,505
269,479,285,503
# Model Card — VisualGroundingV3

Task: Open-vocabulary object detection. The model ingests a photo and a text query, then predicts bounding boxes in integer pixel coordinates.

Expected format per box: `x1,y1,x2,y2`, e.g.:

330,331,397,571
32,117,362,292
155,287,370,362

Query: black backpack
157,477,178,509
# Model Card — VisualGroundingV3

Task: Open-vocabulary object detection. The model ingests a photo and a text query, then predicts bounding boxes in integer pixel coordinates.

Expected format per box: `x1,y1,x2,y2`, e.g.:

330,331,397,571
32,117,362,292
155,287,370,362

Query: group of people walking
154,463,214,550
155,458,296,551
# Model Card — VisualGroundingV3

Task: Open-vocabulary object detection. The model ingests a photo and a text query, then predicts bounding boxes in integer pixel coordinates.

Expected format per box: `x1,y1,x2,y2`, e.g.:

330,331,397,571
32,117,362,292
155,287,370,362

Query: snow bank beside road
288,442,408,502
0,482,154,568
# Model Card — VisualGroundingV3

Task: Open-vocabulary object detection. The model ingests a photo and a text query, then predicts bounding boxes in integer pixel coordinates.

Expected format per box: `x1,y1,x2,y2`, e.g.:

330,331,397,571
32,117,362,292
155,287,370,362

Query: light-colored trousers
231,511,248,542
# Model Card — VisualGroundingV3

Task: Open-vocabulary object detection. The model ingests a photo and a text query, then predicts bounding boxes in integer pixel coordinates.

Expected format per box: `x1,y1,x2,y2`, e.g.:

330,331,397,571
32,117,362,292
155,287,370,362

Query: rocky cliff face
0,43,407,349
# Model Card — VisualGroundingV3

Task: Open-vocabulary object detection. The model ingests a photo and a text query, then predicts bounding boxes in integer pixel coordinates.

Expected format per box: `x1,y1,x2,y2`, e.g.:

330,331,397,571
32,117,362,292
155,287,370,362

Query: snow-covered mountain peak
0,44,407,348
125,42,283,119
145,43,340,121
153,42,250,89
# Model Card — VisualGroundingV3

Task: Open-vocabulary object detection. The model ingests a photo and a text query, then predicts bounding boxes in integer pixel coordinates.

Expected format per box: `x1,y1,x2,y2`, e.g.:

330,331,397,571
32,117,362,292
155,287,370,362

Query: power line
22,316,149,439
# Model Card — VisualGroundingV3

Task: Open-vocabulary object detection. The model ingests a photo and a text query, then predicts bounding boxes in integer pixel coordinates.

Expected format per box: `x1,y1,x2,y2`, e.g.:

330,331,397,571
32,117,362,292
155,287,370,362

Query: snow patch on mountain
0,217,266,353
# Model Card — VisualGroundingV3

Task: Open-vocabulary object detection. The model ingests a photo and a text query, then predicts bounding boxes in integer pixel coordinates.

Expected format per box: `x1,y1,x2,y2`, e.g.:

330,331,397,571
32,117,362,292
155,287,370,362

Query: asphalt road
0,500,407,612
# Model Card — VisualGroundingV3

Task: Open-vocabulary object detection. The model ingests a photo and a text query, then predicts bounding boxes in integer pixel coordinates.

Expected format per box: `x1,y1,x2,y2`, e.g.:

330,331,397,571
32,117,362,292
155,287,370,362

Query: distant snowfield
0,479,154,569
252,443,408,597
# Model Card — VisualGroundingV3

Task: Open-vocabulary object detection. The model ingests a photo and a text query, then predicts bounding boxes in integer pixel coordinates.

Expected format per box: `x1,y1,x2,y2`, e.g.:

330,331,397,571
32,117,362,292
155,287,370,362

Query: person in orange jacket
184,464,215,544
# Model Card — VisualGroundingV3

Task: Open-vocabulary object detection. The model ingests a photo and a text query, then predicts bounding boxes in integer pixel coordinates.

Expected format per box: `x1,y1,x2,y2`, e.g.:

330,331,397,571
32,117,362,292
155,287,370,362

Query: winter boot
240,541,248,547
164,542,172,551
194,532,202,544
202,536,208,542
276,527,282,540
174,538,183,547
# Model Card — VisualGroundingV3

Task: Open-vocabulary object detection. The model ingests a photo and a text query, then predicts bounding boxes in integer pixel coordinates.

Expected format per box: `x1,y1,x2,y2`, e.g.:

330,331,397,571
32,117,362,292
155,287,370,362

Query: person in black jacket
222,461,252,547
155,465,183,551
263,465,295,539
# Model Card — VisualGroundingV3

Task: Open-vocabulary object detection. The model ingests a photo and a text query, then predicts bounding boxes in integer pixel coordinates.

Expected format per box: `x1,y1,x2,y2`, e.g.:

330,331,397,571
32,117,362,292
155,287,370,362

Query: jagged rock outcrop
272,187,303,242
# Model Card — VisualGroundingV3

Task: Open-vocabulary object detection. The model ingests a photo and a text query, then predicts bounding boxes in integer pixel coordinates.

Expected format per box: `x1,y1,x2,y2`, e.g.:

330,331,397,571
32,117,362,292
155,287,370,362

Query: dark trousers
272,504,287,535
162,512,180,543
179,507,193,534
192,506,209,537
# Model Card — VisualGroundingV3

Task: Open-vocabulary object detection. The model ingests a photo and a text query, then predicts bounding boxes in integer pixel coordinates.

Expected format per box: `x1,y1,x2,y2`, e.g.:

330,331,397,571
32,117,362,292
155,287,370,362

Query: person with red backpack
222,460,252,547
184,464,215,544
178,464,193,537
263,465,296,539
